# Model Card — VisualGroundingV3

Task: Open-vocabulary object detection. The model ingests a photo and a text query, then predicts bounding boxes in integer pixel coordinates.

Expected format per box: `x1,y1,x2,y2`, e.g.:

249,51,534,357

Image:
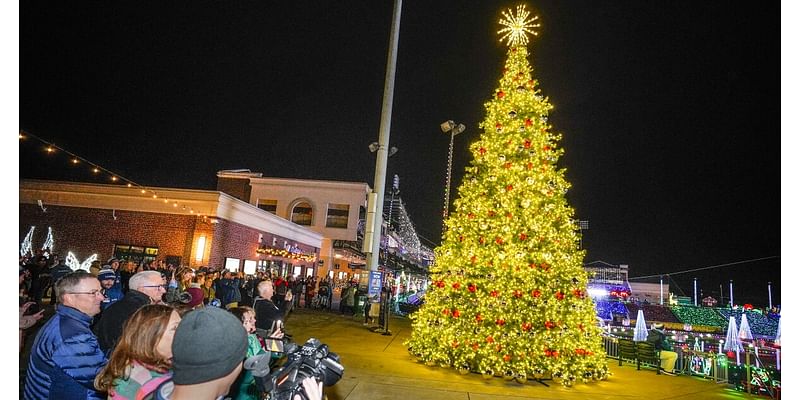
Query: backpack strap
135,373,173,400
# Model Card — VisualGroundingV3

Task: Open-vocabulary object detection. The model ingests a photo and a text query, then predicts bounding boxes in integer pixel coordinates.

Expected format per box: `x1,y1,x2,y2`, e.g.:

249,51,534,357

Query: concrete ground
284,307,759,400
19,303,760,399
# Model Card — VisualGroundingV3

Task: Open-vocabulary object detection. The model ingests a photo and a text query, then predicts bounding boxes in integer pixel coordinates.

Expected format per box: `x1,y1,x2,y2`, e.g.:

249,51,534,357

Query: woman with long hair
94,304,181,399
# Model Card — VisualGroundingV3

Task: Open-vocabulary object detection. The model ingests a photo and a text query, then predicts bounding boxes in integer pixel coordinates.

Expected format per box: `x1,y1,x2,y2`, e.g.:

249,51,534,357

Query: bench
635,341,662,374
617,339,661,375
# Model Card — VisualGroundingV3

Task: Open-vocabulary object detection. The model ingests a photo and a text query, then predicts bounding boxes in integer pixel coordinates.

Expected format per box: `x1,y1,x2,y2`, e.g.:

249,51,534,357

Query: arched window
291,202,313,226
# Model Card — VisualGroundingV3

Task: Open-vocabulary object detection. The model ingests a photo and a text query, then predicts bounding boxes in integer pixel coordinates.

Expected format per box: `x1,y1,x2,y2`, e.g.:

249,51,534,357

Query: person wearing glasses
94,271,167,355
23,270,108,400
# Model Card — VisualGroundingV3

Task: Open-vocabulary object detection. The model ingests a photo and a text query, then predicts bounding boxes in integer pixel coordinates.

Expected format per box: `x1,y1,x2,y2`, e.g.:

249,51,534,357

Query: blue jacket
100,286,124,311
218,277,242,306
24,305,107,400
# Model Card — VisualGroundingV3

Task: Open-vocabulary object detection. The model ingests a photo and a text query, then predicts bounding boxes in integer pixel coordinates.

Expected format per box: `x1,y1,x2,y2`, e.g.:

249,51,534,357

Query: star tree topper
497,4,540,47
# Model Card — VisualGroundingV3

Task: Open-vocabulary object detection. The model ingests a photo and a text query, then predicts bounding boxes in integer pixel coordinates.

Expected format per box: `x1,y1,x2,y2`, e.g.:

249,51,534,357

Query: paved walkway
18,304,759,399
285,308,757,400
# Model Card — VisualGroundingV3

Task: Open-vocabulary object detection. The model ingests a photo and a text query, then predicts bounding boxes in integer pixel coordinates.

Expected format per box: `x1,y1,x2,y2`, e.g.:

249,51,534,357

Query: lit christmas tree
406,5,609,386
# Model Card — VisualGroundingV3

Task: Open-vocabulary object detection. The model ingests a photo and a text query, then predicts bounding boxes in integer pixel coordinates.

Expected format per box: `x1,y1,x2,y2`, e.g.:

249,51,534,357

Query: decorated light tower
406,5,608,386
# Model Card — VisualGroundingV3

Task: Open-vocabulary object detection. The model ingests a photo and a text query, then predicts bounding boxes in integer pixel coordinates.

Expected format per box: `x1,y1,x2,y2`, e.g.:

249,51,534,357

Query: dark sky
19,1,780,307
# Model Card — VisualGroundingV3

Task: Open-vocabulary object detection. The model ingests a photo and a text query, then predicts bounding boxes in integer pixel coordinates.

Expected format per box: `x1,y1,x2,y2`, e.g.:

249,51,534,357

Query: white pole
694,277,698,306
367,0,403,273
729,280,734,307
660,276,664,305
768,281,772,310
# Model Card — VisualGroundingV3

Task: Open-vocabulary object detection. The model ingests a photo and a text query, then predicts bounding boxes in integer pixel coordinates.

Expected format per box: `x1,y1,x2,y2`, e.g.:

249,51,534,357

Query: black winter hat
171,307,248,385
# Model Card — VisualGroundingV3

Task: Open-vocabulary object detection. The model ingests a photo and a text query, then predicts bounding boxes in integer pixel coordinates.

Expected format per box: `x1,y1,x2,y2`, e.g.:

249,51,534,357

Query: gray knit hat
171,307,248,385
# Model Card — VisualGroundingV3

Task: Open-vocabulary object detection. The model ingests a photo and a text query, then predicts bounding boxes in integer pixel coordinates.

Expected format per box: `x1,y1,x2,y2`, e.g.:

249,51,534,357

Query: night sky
19,1,780,307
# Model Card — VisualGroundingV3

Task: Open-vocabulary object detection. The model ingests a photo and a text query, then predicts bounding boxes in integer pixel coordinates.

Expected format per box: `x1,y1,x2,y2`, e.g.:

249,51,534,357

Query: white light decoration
738,313,753,340
20,226,35,257
42,227,54,256
66,251,98,272
633,310,648,341
587,287,608,298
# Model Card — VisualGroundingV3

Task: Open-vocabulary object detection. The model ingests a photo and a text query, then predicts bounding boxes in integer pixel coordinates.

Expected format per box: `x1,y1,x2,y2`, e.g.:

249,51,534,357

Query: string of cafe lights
19,130,205,218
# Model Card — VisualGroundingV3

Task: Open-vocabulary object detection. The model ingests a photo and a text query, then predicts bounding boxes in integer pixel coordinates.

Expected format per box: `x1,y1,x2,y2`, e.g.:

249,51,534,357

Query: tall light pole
440,120,465,223
364,0,402,276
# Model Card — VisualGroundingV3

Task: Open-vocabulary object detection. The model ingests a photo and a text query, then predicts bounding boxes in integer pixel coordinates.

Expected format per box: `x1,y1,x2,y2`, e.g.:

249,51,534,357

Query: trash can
354,294,367,316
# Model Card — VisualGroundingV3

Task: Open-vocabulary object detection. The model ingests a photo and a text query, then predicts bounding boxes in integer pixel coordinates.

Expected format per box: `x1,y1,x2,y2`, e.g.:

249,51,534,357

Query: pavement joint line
382,327,404,352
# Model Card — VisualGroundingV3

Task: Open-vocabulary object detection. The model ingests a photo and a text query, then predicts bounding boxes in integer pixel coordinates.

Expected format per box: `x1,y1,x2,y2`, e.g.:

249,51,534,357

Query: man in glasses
93,270,167,354
24,270,108,400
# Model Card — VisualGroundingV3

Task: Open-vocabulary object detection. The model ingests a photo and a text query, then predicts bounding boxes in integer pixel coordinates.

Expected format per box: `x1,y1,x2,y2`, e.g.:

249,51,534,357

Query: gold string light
19,129,200,217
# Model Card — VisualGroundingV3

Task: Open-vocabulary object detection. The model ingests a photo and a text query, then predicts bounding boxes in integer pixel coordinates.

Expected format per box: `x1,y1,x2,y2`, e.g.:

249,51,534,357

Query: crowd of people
19,251,331,400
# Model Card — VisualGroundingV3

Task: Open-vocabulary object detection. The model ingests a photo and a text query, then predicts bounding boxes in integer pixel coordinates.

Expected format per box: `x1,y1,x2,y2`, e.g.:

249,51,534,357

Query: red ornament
503,354,512,362
544,349,552,357
472,342,480,350
529,263,537,269
545,320,554,329
442,308,450,316
519,233,528,241
513,290,523,298
470,255,477,264
556,291,565,300
490,290,499,297
486,336,494,343
452,282,461,290
452,309,461,318
495,122,503,131
478,147,487,156
552,350,559,358
531,289,541,298
525,118,533,127
506,212,513,219
497,90,506,99
496,319,506,326
575,348,585,356
506,184,513,191
504,162,512,169
573,289,583,298
495,236,504,245
468,283,477,293
521,322,532,331
541,263,550,271
543,145,551,151
475,313,483,322
488,210,496,217
524,139,532,148
452,341,460,348
479,236,485,245
726,351,735,358
468,212,475,219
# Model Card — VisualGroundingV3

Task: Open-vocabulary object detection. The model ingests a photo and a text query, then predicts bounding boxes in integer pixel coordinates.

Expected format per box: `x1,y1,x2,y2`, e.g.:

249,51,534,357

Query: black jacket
253,296,288,333
92,290,151,354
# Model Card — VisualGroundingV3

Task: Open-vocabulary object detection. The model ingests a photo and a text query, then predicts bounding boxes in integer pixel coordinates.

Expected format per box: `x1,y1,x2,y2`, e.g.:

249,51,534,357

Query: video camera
253,338,344,400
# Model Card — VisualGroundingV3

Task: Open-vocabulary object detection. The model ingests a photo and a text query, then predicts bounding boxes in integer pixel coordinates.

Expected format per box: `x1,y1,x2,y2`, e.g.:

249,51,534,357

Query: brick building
19,179,323,276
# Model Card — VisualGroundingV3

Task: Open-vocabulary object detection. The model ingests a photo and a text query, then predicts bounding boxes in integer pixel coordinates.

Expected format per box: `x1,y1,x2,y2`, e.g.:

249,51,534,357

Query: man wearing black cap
150,307,248,399
647,323,678,375
151,307,322,400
